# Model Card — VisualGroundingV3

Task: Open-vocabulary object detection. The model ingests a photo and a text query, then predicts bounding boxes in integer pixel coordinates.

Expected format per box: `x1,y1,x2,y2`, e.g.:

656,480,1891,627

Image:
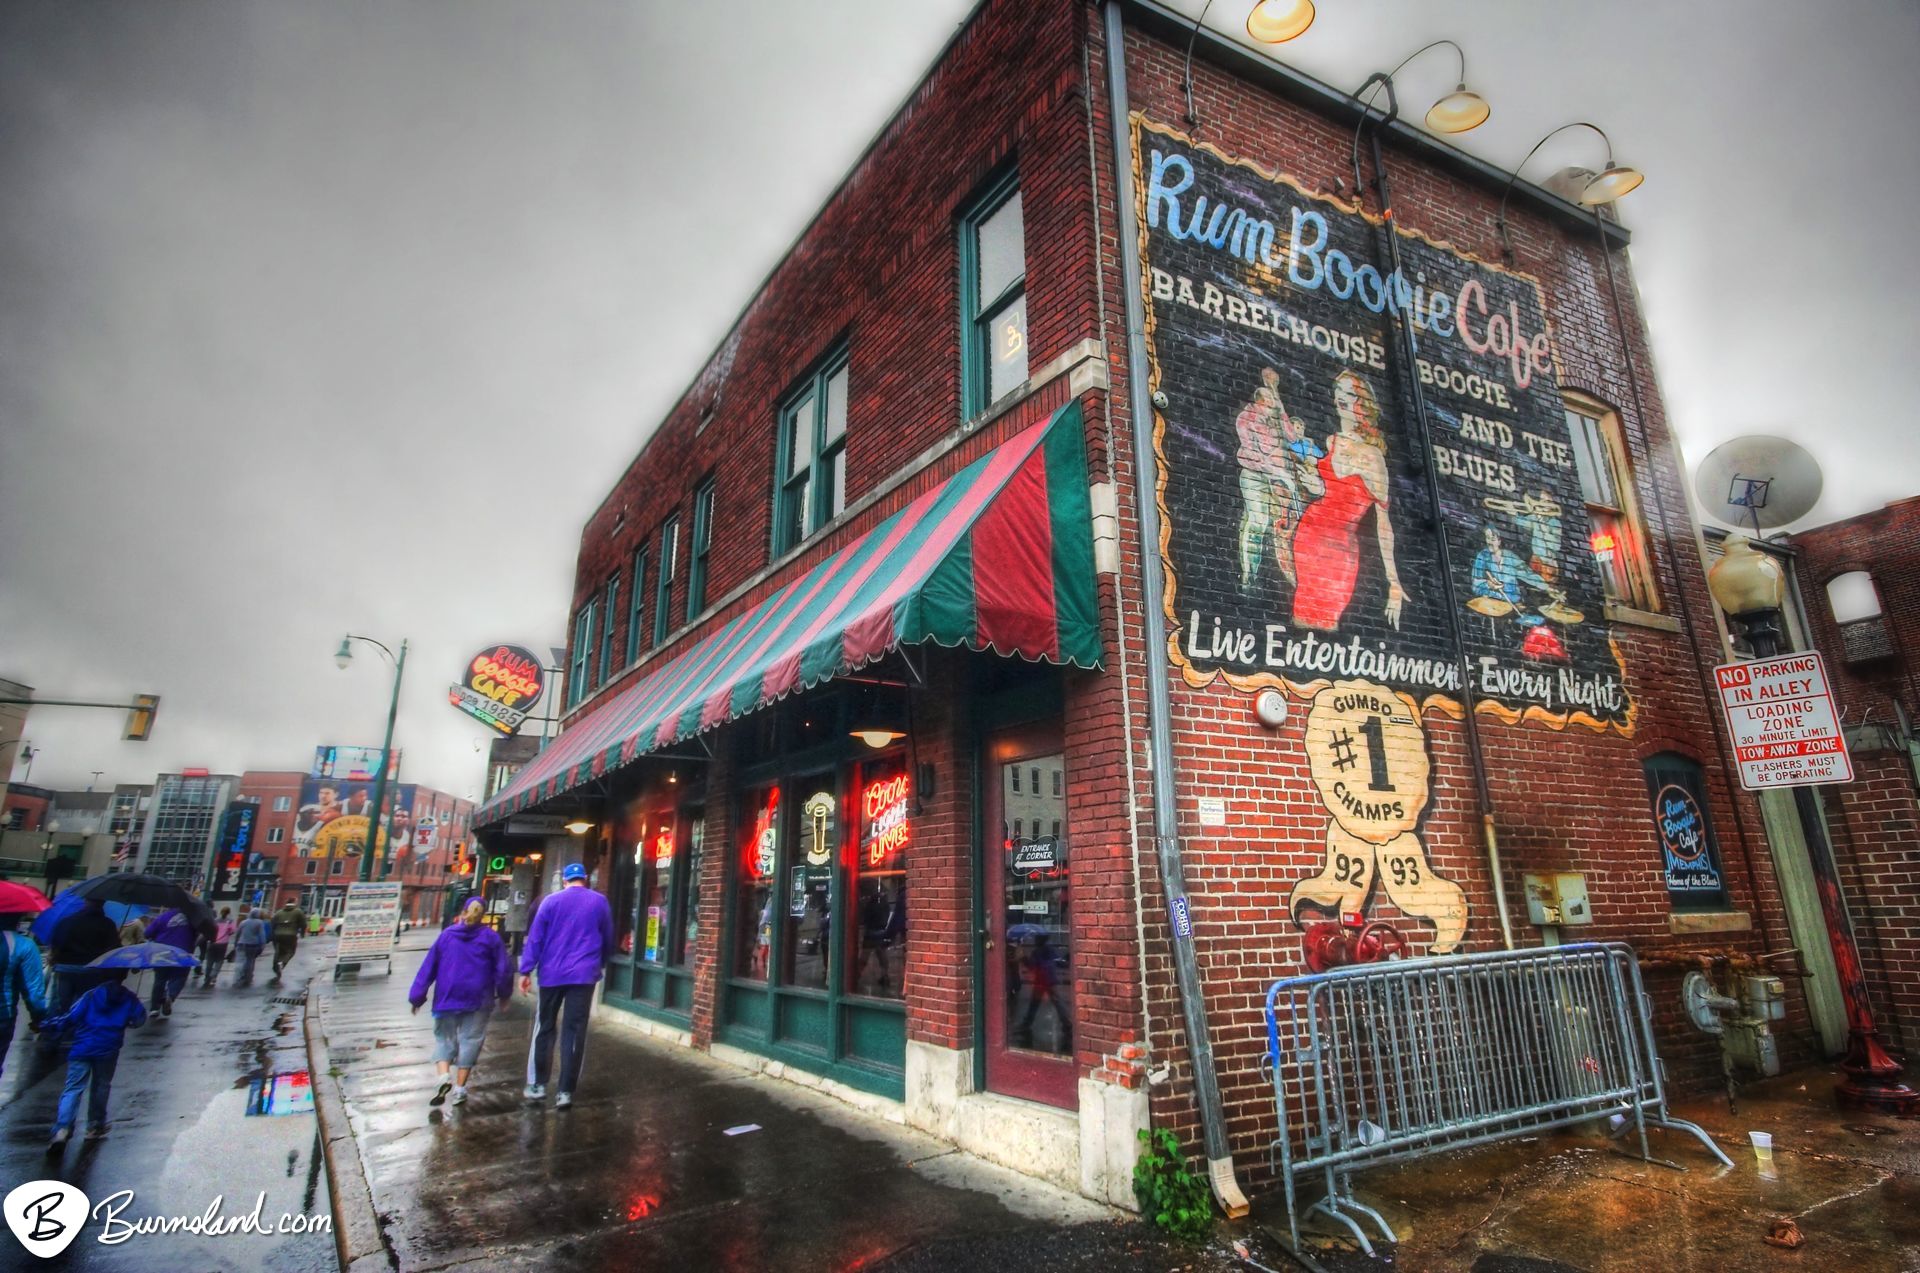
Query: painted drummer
1485,489,1564,582
1469,524,1563,625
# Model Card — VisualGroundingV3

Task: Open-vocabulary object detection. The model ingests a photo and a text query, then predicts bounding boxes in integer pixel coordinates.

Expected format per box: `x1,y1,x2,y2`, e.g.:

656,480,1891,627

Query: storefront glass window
850,759,908,1000
783,786,837,990
673,813,704,965
639,818,673,963
735,786,779,982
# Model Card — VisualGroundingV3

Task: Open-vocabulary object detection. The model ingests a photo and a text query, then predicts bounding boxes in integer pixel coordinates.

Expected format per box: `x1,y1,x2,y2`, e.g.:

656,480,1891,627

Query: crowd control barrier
1263,942,1731,1254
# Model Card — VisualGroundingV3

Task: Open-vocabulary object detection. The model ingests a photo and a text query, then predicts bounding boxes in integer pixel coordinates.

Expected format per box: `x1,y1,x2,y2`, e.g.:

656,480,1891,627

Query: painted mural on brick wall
1130,116,1632,732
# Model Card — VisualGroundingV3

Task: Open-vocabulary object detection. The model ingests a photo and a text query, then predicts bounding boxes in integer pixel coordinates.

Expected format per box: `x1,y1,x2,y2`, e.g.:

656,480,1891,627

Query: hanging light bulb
1246,0,1314,43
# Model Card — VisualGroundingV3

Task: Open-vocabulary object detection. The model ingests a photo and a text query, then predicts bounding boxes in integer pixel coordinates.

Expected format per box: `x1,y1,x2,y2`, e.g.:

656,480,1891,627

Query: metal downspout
1100,0,1248,1217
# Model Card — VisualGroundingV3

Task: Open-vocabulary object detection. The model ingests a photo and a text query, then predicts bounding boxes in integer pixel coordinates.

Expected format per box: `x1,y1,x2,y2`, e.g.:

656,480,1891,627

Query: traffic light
124,693,160,741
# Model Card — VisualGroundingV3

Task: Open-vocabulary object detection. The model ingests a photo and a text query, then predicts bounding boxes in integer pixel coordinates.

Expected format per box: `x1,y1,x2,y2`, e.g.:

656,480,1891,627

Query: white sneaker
450,1087,467,1106
430,1080,452,1107
523,1083,546,1102
554,1092,573,1110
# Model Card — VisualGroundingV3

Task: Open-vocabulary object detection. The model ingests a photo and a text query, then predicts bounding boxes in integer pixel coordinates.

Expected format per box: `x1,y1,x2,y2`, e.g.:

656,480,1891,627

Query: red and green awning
478,402,1099,825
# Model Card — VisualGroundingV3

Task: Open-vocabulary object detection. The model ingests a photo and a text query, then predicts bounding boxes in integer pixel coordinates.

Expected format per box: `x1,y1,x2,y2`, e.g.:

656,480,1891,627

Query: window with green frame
688,476,716,619
773,348,849,556
959,168,1027,419
653,515,680,648
598,574,619,683
568,603,594,707
625,544,649,665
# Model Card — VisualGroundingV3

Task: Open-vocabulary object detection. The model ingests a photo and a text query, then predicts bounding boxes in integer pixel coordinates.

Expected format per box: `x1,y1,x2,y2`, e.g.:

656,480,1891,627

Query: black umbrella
65,873,216,937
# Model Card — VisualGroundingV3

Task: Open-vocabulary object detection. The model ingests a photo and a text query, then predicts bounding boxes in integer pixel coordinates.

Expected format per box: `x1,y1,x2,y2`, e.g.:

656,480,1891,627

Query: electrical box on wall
1523,872,1592,926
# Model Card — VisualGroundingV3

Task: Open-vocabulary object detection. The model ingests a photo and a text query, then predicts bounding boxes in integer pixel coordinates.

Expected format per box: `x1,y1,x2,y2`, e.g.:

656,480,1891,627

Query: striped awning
478,402,1098,825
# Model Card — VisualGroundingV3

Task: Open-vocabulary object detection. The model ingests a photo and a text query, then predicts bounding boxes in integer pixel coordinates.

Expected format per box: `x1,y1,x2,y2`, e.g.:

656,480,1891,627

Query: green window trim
653,515,680,648
625,545,650,666
568,603,594,707
772,346,850,558
958,166,1027,420
688,477,716,620
599,575,620,683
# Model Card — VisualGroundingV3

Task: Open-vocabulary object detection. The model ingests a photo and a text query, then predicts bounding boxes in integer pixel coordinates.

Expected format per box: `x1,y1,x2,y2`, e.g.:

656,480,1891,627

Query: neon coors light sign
1130,115,1633,733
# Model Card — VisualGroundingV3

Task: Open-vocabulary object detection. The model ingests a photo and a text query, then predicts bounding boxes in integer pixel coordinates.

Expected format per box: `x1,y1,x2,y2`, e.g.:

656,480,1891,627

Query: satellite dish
1693,435,1823,534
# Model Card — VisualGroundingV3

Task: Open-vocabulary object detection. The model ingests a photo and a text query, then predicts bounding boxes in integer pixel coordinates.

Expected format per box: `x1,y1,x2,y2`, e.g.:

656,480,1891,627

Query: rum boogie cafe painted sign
1130,116,1633,732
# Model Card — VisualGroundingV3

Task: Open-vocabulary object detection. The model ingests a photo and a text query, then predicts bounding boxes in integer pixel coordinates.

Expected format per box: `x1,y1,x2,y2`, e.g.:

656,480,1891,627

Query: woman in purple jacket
409,899,511,1107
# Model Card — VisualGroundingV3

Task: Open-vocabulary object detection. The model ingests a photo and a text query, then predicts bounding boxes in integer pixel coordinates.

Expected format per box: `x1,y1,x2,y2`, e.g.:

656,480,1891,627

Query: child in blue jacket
36,970,146,1150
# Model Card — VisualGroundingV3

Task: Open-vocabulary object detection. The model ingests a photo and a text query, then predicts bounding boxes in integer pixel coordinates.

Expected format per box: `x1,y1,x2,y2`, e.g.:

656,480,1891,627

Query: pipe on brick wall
1101,0,1249,1219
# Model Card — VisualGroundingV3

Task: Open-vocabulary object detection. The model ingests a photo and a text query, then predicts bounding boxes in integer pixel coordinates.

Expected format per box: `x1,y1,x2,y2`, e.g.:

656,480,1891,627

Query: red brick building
1783,498,1920,1056
475,0,1799,1207
239,769,473,923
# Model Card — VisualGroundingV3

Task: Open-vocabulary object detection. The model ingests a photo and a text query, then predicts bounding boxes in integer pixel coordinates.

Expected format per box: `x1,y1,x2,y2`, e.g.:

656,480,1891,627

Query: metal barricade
1264,942,1731,1254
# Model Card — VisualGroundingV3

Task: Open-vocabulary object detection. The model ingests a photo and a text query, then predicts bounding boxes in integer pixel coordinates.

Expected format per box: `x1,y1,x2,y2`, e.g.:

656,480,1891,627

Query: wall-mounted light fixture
1496,121,1643,261
1185,1,1317,128
851,728,906,749
564,819,592,835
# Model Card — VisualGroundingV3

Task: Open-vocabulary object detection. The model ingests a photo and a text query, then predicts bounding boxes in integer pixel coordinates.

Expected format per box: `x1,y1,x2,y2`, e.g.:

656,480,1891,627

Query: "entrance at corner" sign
1714,652,1854,790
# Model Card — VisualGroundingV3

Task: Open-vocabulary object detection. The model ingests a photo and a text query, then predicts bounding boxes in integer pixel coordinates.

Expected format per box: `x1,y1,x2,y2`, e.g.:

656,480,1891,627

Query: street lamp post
1707,535,1918,1115
336,635,409,884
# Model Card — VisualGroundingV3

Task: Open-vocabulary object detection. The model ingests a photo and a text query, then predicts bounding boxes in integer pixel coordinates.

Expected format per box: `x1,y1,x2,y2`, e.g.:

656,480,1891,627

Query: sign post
1713,652,1854,790
334,880,403,981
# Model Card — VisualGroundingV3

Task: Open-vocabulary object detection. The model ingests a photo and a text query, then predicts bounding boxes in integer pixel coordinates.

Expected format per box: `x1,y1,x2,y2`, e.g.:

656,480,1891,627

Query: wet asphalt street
313,933,1238,1272
0,933,336,1271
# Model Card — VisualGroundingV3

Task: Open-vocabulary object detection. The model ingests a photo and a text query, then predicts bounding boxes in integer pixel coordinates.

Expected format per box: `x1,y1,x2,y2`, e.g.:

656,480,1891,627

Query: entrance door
983,723,1076,1108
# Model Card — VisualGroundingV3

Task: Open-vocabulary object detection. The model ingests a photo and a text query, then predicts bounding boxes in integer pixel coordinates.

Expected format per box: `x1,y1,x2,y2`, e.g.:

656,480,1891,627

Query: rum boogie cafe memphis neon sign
449,644,545,736
1130,116,1633,733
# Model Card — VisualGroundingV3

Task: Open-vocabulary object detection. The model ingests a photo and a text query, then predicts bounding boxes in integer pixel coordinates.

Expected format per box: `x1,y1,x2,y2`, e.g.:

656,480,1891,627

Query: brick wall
1791,497,1920,1052
1100,13,1800,1166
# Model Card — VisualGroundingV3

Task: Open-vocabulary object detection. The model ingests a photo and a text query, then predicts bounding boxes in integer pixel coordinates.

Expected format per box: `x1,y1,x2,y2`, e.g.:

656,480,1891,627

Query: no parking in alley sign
1714,652,1854,790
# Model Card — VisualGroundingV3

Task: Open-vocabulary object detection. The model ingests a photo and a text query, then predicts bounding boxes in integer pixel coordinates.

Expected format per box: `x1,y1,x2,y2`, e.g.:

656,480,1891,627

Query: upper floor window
626,545,650,665
272,796,291,812
774,350,849,555
267,826,285,844
688,477,716,619
568,603,594,707
599,574,620,683
1564,394,1658,612
960,169,1027,418
654,515,680,647
1827,570,1893,663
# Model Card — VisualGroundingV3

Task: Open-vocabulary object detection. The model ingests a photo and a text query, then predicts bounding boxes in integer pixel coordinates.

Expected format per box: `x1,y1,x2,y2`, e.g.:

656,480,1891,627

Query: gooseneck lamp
1707,536,1919,1116
1183,1,1316,128
1496,121,1643,262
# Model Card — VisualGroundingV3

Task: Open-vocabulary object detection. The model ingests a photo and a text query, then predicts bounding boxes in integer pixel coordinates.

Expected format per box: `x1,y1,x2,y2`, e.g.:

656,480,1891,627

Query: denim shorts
432,1010,493,1067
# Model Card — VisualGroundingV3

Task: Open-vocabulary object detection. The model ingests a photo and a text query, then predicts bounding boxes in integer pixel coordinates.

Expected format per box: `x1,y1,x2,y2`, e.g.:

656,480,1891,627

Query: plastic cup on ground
1749,1130,1773,1163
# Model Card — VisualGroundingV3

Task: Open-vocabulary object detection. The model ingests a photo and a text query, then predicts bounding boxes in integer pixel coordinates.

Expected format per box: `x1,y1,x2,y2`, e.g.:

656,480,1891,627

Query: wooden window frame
772,347,850,557
653,515,680,649
958,166,1026,420
688,476,716,620
1563,392,1660,614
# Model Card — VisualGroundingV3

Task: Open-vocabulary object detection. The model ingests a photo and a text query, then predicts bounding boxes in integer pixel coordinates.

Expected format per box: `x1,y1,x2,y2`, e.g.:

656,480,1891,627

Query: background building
136,771,240,888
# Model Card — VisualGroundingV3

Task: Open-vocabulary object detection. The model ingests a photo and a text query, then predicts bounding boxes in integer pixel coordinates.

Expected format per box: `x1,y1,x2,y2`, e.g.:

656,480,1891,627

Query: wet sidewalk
311,938,1920,1272
310,935,1180,1272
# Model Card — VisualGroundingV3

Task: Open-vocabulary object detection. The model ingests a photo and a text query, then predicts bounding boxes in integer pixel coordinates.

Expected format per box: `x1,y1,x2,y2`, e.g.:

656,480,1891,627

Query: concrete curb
304,985,392,1273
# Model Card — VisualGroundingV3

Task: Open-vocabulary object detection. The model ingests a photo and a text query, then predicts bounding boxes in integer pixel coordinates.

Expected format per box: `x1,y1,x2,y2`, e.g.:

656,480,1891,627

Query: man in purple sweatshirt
518,862,612,1110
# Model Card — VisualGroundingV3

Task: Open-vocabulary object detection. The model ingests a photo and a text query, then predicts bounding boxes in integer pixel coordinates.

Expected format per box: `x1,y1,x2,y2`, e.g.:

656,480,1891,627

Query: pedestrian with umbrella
142,908,199,1017
46,898,122,1014
37,943,188,1150
0,880,53,1080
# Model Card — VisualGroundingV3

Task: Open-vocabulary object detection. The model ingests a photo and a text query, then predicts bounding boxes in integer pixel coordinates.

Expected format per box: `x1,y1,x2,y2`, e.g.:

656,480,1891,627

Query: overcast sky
3,1,1915,800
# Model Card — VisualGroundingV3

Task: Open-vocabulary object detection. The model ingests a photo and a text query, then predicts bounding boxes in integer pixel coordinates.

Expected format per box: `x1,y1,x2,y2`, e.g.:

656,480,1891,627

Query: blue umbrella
30,889,85,945
57,941,200,972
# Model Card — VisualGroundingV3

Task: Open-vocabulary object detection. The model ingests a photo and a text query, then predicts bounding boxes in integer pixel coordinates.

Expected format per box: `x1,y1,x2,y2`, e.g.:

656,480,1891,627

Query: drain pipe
1101,0,1249,1219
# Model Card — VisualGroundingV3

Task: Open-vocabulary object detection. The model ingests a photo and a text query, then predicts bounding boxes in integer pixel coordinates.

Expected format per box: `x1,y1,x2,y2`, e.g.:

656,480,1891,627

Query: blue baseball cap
562,862,588,882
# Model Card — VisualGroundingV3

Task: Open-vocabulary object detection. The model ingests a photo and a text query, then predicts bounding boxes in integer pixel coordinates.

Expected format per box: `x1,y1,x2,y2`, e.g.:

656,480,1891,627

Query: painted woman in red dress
1289,370,1408,631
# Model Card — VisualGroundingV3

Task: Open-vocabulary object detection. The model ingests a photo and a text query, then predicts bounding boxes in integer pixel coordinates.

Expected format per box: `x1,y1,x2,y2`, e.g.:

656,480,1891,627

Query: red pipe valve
1303,912,1409,974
